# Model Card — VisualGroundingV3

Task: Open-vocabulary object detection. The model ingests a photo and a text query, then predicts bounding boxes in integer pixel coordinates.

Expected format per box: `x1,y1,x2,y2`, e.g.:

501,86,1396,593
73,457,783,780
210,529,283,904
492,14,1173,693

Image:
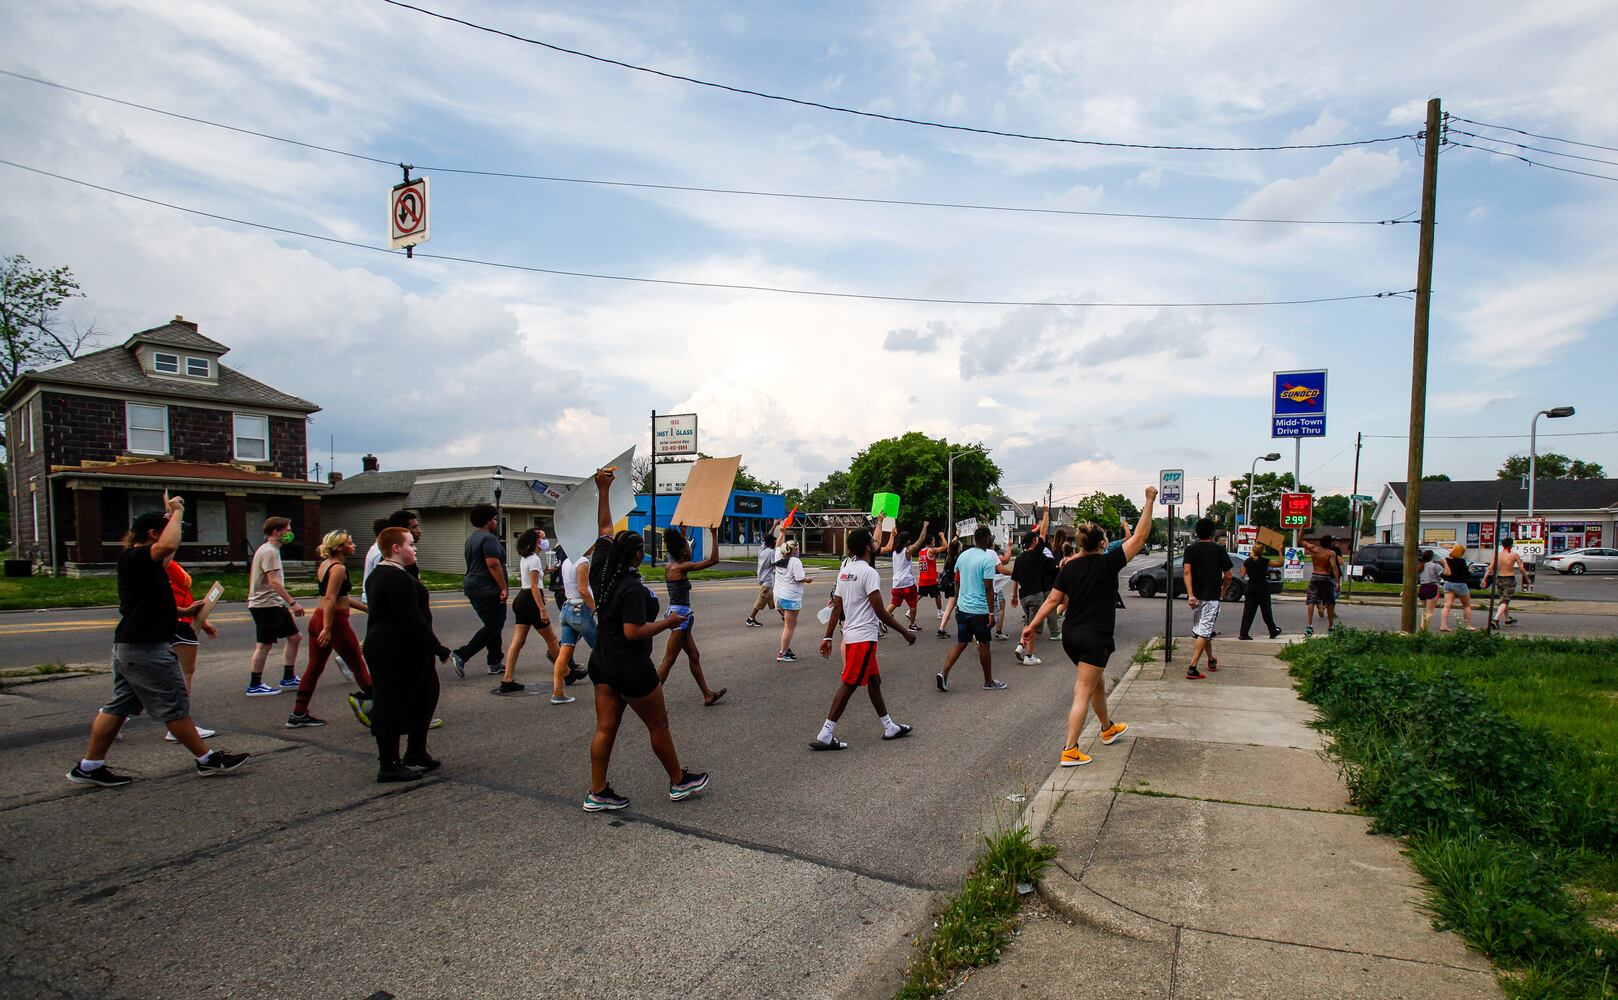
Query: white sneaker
336,655,353,682
1023,655,1042,665
166,726,217,742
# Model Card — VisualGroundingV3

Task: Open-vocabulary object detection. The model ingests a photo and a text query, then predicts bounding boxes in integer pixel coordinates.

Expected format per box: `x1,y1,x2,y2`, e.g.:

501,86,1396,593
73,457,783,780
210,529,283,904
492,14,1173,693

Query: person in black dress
363,526,450,782
1239,546,1283,640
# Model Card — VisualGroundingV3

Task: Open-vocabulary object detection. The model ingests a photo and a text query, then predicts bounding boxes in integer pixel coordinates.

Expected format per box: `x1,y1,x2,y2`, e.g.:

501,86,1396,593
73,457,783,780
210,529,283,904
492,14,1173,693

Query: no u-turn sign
389,177,430,250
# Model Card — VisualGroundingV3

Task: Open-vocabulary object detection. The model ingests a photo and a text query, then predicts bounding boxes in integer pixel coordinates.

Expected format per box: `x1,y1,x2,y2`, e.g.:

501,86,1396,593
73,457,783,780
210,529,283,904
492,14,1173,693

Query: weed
1131,637,1159,664
33,662,70,675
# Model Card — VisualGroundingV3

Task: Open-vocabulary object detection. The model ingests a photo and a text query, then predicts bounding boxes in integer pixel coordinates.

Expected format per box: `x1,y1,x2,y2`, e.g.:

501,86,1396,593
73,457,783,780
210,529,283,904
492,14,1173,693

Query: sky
2,0,1616,511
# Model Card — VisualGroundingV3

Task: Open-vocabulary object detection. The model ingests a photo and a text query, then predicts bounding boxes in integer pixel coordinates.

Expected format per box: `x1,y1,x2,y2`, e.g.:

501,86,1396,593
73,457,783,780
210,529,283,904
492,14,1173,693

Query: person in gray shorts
67,495,251,788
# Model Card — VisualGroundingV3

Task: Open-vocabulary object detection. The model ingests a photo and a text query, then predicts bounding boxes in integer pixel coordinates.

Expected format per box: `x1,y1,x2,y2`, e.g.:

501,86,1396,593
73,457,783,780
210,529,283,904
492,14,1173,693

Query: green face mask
280,531,296,544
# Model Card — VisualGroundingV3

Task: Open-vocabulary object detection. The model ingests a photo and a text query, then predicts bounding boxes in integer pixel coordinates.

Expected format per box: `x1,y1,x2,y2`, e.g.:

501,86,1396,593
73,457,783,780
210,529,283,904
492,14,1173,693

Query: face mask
281,531,296,544
539,539,550,551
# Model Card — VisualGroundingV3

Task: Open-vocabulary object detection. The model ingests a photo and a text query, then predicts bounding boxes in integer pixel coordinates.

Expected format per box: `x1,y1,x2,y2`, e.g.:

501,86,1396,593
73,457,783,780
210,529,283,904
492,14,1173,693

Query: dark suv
1352,544,1486,586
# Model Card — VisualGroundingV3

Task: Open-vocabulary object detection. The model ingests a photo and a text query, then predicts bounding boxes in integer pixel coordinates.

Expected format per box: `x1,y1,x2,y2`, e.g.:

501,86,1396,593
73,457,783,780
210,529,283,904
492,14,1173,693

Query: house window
233,414,269,461
186,356,211,378
153,351,180,374
126,402,169,454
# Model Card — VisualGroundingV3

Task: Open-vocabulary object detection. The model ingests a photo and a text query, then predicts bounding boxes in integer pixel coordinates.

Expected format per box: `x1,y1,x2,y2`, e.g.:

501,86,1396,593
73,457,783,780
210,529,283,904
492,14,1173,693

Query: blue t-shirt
954,547,1000,615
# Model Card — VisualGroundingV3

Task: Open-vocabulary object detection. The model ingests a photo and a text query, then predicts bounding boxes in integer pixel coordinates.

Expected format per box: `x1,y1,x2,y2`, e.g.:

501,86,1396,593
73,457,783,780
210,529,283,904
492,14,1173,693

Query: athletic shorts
956,612,992,645
172,621,199,646
891,585,918,608
512,590,552,629
1418,583,1439,601
778,597,803,611
250,605,298,644
588,657,660,700
1493,577,1517,599
1190,600,1221,639
841,641,879,686
560,603,597,647
1061,630,1115,670
1305,575,1337,607
668,603,694,632
918,582,940,597
101,642,190,723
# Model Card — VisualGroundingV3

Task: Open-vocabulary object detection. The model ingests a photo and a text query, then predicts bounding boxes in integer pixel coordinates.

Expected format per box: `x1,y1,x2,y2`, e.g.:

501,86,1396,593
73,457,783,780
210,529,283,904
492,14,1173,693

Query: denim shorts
778,597,802,611
1443,582,1470,597
669,603,694,632
560,603,597,647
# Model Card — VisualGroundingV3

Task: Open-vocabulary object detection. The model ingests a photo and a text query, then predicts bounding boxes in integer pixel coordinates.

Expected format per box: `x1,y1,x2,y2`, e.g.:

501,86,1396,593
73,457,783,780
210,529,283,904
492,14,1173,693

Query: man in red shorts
882,520,931,631
813,526,916,750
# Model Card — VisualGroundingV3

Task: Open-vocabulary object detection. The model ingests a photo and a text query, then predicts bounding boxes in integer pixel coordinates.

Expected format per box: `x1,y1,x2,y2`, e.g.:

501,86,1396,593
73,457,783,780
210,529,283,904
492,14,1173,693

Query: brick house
2,316,325,574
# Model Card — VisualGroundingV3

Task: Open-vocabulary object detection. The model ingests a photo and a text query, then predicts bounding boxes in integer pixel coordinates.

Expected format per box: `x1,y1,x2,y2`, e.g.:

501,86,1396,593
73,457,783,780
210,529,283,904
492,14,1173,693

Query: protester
450,504,508,679
1238,546,1283,641
1011,529,1052,665
245,516,305,696
991,543,1014,640
582,468,709,812
656,525,727,706
289,531,374,728
1301,535,1343,636
68,494,249,787
1023,486,1156,766
1438,543,1476,632
363,527,449,782
811,526,916,750
881,520,930,631
935,536,962,639
916,532,947,622
499,528,566,699
774,539,812,663
1181,518,1231,680
164,556,217,742
1417,549,1442,631
553,538,598,686
744,522,779,628
364,509,420,592
936,526,1009,692
1482,536,1525,628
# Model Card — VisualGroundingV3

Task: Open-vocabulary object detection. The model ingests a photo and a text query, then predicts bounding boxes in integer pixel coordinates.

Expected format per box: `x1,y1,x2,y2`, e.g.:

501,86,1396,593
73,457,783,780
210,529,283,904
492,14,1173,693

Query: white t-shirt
519,553,545,593
562,555,590,602
837,558,883,643
362,543,383,591
892,548,916,589
775,557,806,601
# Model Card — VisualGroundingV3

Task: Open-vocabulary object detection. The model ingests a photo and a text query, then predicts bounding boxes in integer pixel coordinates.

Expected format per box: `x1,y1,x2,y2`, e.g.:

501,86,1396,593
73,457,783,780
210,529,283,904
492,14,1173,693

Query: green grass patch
1131,637,1159,664
895,824,1057,1000
1282,629,1618,998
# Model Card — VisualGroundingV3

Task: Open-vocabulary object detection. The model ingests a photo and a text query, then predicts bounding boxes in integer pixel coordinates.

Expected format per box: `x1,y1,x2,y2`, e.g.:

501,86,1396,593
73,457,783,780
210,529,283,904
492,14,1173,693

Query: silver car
1543,547,1618,575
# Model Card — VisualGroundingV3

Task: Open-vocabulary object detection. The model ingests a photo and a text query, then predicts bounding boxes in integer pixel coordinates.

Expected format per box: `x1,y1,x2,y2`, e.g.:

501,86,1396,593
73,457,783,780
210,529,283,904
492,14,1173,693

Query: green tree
782,487,806,511
844,433,1000,535
1421,473,1451,482
1072,492,1123,536
732,463,781,493
1497,453,1606,480
1227,472,1307,529
800,469,853,512
1,255,98,393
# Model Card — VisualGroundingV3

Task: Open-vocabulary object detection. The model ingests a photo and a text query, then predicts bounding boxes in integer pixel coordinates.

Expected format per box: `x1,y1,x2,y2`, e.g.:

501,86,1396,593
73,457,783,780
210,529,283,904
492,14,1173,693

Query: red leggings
296,609,372,714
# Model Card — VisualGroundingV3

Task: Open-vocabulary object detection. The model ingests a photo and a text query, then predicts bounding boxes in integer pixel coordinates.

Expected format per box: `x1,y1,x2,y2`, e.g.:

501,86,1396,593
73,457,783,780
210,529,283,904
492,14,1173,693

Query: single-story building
631,489,787,561
320,456,582,576
1373,479,1617,561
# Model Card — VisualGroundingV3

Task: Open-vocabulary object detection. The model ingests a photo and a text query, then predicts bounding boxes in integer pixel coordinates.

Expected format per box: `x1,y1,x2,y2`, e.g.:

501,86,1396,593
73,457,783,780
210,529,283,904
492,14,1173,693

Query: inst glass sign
653,413,699,456
1271,370,1327,438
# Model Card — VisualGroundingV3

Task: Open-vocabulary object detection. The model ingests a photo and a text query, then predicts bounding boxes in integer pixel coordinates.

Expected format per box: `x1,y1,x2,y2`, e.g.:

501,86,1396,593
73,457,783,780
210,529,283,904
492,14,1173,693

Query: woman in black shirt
1239,549,1282,640
1023,486,1156,769
363,527,450,782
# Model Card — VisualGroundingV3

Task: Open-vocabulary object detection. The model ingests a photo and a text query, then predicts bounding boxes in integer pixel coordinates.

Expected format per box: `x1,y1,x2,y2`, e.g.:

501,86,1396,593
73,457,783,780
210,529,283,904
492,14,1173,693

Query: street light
947,445,989,541
1528,406,1575,517
491,467,506,575
1245,452,1282,532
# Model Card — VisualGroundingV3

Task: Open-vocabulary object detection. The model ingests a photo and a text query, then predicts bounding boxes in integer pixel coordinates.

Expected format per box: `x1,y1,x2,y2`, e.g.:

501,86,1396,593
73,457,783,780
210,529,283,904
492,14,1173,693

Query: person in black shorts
579,469,709,813
1023,486,1156,767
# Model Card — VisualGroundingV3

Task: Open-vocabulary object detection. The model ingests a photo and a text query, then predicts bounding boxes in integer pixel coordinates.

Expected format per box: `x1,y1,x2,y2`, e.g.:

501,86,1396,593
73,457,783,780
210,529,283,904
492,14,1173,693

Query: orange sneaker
1060,744,1092,767
1100,722,1129,745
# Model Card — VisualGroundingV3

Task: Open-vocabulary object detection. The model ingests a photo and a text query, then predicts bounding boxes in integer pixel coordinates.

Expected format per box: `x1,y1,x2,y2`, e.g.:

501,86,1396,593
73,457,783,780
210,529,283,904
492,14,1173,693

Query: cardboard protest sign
672,455,741,527
554,447,637,560
192,580,225,626
1257,527,1287,553
870,493,900,519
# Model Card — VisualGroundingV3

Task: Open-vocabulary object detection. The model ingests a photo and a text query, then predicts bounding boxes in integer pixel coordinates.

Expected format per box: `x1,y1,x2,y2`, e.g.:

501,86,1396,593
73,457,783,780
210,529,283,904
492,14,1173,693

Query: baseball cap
131,510,169,536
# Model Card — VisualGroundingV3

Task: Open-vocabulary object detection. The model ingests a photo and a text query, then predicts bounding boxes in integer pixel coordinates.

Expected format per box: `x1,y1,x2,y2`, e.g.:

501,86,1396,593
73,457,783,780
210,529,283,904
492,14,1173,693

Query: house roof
2,340,319,413
326,466,582,509
1386,479,1618,512
124,320,230,355
49,459,324,489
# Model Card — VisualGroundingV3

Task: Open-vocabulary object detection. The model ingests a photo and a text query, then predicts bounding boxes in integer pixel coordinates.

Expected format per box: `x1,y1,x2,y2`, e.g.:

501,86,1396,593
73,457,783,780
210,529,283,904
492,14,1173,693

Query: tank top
318,562,352,599
667,574,692,607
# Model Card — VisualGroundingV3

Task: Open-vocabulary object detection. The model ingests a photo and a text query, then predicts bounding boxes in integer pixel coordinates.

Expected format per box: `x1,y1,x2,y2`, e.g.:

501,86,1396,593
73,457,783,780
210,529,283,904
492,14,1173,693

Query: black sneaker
487,663,504,675
377,763,422,783
285,713,327,728
583,786,630,811
1185,668,1205,680
935,629,949,639
67,763,132,788
1270,629,1284,639
744,617,763,628
494,680,526,695
401,754,442,772
565,667,588,685
195,750,251,776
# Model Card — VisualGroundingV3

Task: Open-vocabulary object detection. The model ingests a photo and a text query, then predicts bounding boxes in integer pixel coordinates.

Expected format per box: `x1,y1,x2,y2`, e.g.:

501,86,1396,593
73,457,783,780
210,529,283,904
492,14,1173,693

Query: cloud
884,320,950,352
1231,148,1407,227
1288,110,1349,145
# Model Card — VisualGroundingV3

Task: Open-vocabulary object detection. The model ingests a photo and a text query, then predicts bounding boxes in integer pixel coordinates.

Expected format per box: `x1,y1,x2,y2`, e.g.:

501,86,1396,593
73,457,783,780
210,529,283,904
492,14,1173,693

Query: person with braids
655,523,727,706
581,469,709,812
1022,486,1156,767
288,530,374,729
811,525,916,751
497,528,566,700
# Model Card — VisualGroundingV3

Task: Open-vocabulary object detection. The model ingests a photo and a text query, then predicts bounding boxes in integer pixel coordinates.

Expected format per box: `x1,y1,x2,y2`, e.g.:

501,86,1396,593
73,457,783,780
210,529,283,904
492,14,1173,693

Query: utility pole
1346,431,1363,597
1211,476,1219,534
1400,98,1443,633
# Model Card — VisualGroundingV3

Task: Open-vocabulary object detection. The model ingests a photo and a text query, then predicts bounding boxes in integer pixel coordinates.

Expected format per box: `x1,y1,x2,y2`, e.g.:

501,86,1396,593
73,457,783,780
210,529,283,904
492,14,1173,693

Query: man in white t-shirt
811,525,916,750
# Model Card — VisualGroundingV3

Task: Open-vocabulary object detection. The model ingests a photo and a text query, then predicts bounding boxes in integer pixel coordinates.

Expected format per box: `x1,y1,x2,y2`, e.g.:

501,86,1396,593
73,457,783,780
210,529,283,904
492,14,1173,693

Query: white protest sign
1282,546,1307,582
553,447,637,560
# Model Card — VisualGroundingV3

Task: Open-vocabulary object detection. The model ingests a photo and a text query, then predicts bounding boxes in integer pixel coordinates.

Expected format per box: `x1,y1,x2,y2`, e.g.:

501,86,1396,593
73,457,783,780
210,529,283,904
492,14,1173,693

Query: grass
1131,637,1159,664
1283,629,1618,998
895,823,1057,1000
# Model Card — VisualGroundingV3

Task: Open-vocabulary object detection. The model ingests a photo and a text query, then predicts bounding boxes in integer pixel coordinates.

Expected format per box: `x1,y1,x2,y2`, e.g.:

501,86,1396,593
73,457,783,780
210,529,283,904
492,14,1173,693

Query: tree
1226,472,1307,529
1072,492,1123,536
1497,453,1606,480
800,469,852,512
1312,494,1373,534
844,432,1001,536
1,255,98,393
1421,473,1451,482
733,463,782,494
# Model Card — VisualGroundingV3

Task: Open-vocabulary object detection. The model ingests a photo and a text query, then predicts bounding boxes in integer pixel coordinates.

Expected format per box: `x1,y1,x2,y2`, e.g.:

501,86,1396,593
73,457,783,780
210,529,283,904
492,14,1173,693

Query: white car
1543,547,1618,575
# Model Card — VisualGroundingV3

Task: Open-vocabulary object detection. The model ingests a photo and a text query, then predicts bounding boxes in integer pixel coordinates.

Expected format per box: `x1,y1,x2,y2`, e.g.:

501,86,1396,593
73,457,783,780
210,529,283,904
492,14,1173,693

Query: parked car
1351,544,1486,586
1543,547,1618,575
1128,551,1275,600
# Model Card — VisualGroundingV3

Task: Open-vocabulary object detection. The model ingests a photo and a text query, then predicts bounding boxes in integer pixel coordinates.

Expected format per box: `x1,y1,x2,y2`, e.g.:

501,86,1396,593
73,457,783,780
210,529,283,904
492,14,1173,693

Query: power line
1363,431,1618,440
375,0,1419,153
1446,139,1618,183
0,158,1417,309
0,69,1415,227
1449,115,1618,155
1448,128,1618,169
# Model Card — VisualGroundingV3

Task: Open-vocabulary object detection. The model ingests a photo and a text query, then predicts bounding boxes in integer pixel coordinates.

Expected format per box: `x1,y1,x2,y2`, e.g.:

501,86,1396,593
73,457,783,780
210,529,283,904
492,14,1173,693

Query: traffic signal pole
1400,98,1443,633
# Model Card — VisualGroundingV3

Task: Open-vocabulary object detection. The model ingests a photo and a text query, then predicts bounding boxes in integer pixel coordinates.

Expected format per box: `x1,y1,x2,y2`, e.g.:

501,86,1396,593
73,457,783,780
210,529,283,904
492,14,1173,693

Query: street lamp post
1528,406,1575,518
492,467,506,577
1245,452,1282,533
947,445,988,540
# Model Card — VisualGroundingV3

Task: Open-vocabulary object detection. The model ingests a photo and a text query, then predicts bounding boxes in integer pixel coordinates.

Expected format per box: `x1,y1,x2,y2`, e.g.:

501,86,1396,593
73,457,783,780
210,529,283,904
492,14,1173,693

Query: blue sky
2,1,1614,509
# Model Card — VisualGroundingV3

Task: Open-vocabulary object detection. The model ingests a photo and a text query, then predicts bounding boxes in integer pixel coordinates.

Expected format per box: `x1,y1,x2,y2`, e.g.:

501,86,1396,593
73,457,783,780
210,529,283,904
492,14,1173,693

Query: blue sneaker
669,769,709,801
245,684,281,697
278,675,301,688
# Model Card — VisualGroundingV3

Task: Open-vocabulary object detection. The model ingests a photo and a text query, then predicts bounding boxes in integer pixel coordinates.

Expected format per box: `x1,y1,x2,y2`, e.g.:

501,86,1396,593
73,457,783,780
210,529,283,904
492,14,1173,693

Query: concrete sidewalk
958,637,1501,999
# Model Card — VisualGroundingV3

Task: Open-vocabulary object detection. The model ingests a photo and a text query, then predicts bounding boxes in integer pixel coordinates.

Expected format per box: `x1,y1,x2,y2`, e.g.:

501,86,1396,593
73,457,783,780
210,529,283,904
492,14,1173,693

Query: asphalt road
1,560,1158,1000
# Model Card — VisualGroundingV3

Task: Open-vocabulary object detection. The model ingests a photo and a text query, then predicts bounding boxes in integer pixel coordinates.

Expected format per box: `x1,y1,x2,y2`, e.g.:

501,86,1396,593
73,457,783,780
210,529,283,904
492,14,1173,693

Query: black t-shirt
1011,550,1050,592
1445,557,1469,581
463,528,506,598
115,545,178,645
1183,542,1233,601
1242,554,1269,588
591,569,658,675
1055,547,1129,636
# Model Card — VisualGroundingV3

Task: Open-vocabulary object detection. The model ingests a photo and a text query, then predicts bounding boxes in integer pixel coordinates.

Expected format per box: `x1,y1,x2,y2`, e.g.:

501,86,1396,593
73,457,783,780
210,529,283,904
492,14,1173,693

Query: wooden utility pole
1400,98,1443,632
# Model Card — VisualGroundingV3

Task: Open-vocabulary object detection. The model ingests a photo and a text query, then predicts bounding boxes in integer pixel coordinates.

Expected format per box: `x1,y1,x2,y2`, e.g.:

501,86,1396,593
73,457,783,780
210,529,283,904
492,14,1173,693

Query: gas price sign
1279,492,1314,530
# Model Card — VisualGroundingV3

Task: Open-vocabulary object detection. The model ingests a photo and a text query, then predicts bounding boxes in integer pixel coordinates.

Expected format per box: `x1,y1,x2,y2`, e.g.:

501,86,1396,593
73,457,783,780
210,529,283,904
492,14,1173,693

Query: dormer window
186,356,211,378
153,351,180,374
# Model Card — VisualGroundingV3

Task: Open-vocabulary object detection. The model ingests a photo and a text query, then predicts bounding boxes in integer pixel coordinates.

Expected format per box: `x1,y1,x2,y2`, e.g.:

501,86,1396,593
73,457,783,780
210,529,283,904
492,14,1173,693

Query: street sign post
1350,493,1374,504
1280,492,1314,531
388,177,430,251
1158,469,1185,506
1271,370,1328,438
